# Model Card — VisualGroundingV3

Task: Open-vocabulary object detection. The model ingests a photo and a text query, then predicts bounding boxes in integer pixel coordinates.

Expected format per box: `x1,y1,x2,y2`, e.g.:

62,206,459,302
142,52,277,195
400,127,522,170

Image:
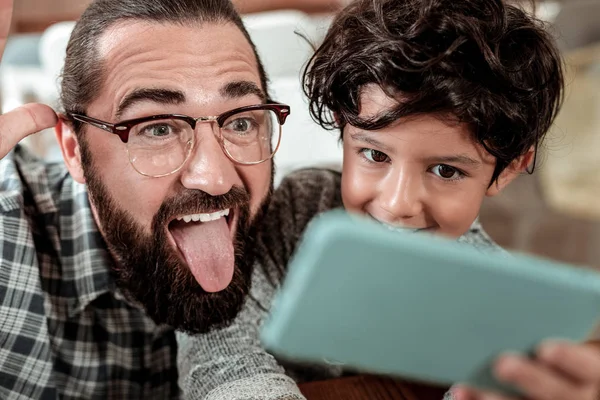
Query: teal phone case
261,210,600,394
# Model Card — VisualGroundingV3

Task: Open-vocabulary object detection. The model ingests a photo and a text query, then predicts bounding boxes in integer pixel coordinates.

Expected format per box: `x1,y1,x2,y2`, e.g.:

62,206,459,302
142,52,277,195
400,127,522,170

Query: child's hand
452,340,600,400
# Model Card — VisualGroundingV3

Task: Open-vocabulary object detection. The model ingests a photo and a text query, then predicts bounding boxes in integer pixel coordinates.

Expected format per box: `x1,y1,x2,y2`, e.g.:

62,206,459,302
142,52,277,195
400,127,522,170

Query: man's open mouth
167,208,237,293
175,209,231,224
169,207,237,237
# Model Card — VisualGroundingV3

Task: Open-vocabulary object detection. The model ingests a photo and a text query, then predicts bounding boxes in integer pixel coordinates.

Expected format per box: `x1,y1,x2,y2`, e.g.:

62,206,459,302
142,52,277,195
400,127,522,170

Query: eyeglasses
68,103,290,178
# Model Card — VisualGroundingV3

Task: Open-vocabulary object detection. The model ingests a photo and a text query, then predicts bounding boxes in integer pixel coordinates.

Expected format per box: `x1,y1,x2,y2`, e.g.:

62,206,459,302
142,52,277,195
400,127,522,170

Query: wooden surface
299,375,450,400
298,343,600,400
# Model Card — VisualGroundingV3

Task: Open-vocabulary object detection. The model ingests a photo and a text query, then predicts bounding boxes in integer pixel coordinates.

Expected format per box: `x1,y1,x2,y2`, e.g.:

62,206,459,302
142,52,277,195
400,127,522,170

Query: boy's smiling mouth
366,213,431,233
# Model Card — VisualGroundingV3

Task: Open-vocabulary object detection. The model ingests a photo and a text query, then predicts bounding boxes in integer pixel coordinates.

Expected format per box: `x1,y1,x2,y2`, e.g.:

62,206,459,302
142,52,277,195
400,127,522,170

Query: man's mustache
152,186,251,230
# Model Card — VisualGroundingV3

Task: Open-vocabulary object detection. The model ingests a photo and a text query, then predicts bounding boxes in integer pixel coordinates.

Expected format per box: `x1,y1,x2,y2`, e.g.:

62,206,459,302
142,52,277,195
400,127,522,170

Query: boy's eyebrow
349,133,392,152
425,155,481,167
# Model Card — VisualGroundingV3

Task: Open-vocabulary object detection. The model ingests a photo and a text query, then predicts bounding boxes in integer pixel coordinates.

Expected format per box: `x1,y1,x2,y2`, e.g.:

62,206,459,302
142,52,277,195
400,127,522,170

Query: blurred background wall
6,0,600,271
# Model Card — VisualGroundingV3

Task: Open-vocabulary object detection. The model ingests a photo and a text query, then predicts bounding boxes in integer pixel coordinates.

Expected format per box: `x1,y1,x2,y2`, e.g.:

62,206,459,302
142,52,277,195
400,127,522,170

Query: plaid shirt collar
59,177,118,317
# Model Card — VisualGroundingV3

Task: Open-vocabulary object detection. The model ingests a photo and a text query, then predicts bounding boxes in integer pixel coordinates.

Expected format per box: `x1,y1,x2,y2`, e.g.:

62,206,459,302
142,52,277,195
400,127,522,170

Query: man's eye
226,118,256,134
361,148,389,163
141,124,174,137
431,164,462,180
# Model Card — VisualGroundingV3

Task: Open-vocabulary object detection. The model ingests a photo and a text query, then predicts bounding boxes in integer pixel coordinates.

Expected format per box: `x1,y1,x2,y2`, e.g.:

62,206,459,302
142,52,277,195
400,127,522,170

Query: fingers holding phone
452,340,600,400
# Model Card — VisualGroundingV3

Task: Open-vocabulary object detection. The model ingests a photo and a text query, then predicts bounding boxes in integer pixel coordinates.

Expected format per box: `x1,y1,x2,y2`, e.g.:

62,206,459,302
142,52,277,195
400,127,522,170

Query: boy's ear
485,147,535,197
55,115,86,184
333,112,342,127
334,112,346,142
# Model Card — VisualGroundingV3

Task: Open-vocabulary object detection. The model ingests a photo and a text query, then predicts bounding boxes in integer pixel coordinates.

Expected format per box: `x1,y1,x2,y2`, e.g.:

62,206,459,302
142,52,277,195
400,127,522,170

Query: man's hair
303,0,564,182
61,0,268,133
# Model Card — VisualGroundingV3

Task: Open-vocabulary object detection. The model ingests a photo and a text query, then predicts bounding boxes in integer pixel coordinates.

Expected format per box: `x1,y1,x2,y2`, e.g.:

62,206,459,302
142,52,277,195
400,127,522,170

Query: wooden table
299,375,450,400
298,342,600,399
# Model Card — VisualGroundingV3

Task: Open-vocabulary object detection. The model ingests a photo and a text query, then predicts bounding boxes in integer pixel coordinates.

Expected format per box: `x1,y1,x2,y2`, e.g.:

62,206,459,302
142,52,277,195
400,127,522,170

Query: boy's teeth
177,209,230,223
384,223,420,233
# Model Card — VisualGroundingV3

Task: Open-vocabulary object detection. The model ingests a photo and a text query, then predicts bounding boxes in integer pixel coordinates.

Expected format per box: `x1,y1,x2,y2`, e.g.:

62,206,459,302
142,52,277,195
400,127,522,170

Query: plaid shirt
0,146,180,399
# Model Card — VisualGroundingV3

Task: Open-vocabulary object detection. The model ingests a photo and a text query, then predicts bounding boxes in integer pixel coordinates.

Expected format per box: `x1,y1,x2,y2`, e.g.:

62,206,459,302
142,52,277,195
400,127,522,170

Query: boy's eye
361,148,389,163
431,164,462,180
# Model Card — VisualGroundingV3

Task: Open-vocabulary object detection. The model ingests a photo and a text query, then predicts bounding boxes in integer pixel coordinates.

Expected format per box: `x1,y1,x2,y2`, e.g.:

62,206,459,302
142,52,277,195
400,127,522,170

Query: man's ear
55,116,85,184
485,147,535,197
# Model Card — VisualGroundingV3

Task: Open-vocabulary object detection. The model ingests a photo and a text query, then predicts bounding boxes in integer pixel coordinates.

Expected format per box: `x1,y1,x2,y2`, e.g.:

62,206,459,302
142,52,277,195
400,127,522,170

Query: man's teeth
177,209,230,223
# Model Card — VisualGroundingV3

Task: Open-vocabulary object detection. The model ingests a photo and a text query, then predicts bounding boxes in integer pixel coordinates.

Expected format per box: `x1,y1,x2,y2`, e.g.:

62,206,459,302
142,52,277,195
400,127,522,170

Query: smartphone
261,210,600,395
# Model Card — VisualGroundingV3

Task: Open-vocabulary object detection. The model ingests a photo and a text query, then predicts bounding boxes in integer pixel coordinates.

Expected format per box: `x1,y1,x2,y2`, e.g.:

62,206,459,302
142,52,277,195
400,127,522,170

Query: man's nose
179,123,238,196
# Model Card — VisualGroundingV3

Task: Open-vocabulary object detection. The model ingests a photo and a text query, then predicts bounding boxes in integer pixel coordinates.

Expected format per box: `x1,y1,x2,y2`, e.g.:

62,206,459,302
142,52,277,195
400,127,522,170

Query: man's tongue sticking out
170,217,234,292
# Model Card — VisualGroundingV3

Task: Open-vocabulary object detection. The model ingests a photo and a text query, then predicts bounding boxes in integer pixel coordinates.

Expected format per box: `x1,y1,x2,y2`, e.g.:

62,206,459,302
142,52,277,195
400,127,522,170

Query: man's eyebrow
425,155,482,166
116,88,186,119
220,81,266,102
349,132,392,152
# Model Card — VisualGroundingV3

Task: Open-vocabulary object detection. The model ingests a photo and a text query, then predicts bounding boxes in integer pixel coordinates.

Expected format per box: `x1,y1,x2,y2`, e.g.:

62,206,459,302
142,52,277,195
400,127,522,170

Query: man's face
66,21,272,333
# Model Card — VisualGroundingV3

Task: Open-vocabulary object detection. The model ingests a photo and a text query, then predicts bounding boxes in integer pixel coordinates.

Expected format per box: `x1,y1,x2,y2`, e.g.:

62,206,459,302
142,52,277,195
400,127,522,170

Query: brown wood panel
299,375,450,400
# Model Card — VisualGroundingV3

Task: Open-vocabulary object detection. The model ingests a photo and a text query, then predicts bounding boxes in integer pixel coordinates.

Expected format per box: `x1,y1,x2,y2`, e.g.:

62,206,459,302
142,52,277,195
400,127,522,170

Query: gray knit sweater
177,168,501,399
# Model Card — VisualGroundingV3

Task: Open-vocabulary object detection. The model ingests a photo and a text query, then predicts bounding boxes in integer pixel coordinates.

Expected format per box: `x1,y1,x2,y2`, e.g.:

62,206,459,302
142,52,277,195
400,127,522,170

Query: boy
178,1,600,399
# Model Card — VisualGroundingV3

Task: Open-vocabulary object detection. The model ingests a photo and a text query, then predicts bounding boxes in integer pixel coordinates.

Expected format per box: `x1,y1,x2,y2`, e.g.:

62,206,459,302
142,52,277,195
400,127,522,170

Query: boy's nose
378,168,423,222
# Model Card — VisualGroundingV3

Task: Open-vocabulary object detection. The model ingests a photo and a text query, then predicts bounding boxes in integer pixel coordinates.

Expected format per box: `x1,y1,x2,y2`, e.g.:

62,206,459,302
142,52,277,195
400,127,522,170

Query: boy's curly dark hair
303,0,564,182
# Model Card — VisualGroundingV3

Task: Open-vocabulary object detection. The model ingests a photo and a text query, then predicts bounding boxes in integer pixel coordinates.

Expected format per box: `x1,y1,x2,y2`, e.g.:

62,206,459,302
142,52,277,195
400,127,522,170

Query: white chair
242,10,321,80
270,77,342,185
241,11,340,183
38,21,76,103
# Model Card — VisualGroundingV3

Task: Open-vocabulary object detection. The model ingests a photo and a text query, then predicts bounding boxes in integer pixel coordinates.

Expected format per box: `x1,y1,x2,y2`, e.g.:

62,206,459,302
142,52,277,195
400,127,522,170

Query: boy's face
341,85,529,239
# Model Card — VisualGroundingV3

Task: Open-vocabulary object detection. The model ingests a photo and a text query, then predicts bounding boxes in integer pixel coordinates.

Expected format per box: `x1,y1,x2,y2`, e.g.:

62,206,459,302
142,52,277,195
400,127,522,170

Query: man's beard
80,142,271,334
